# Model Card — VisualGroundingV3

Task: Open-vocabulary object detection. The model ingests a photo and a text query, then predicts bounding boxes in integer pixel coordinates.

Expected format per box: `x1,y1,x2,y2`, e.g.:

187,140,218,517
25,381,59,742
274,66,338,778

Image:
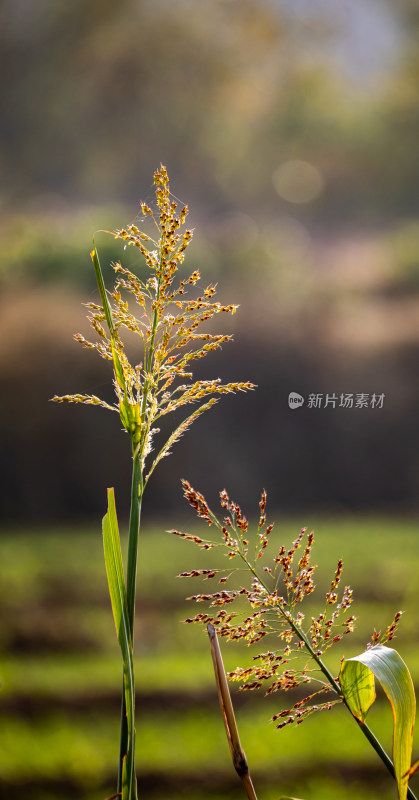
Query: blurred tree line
1,0,419,522
1,0,419,220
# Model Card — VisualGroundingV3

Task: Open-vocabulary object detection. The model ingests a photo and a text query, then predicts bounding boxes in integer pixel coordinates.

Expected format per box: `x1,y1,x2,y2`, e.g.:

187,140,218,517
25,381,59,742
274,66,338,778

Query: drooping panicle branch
173,484,404,733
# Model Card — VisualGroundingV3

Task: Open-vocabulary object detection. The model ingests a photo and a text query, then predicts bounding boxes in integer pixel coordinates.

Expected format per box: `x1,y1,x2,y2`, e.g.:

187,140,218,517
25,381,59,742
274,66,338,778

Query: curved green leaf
339,657,376,721
91,243,141,447
91,241,115,335
103,488,137,800
340,645,416,800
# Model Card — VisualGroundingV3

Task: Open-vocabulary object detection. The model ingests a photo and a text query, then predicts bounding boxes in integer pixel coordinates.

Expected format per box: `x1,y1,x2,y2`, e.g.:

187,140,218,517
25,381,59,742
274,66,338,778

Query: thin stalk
117,451,143,796
138,254,164,430
115,246,163,795
126,452,143,630
116,243,164,796
355,718,417,800
208,624,258,800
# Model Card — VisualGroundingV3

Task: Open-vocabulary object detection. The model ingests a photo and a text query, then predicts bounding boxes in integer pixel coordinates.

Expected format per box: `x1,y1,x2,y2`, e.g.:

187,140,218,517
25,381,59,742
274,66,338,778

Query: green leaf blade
341,645,416,800
91,242,115,335
339,658,376,722
103,488,137,800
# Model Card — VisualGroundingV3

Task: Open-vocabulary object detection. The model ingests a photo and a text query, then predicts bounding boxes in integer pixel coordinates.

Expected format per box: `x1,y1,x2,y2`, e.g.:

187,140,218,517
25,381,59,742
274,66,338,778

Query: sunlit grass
0,517,417,798
0,702,412,800
0,704,396,775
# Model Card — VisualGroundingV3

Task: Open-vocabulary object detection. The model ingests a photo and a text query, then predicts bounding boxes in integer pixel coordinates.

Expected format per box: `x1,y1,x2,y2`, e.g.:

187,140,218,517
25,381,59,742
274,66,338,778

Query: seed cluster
368,610,403,648
174,483,404,730
52,165,254,474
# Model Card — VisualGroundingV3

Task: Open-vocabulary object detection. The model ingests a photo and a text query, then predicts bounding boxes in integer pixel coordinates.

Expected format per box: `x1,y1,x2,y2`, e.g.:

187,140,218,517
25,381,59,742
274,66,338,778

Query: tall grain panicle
53,165,254,482
52,165,254,800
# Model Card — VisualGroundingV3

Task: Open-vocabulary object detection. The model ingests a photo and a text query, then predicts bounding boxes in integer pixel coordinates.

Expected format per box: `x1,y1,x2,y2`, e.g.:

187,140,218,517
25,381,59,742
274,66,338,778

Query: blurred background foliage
2,0,419,520
1,2,419,800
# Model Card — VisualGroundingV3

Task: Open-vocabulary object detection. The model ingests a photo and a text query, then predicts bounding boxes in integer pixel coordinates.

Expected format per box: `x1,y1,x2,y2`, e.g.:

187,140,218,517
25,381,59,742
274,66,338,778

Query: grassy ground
0,516,418,800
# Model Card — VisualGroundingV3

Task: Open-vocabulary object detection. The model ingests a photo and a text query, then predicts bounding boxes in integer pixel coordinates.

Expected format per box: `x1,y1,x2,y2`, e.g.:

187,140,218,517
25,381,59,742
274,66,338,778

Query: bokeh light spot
272,160,324,203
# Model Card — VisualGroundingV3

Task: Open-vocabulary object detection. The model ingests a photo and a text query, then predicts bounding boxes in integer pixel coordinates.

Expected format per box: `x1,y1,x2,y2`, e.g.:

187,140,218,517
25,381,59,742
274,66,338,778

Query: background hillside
2,0,419,522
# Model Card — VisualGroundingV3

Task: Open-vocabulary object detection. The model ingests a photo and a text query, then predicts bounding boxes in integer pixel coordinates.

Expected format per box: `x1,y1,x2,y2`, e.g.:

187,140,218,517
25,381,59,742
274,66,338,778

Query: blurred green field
0,517,418,800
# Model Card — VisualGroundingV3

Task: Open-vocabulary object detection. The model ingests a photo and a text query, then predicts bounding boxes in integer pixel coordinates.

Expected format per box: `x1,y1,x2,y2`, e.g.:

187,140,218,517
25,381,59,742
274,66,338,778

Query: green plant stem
117,450,143,796
115,243,164,796
355,718,417,800
126,453,143,629
115,246,163,794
